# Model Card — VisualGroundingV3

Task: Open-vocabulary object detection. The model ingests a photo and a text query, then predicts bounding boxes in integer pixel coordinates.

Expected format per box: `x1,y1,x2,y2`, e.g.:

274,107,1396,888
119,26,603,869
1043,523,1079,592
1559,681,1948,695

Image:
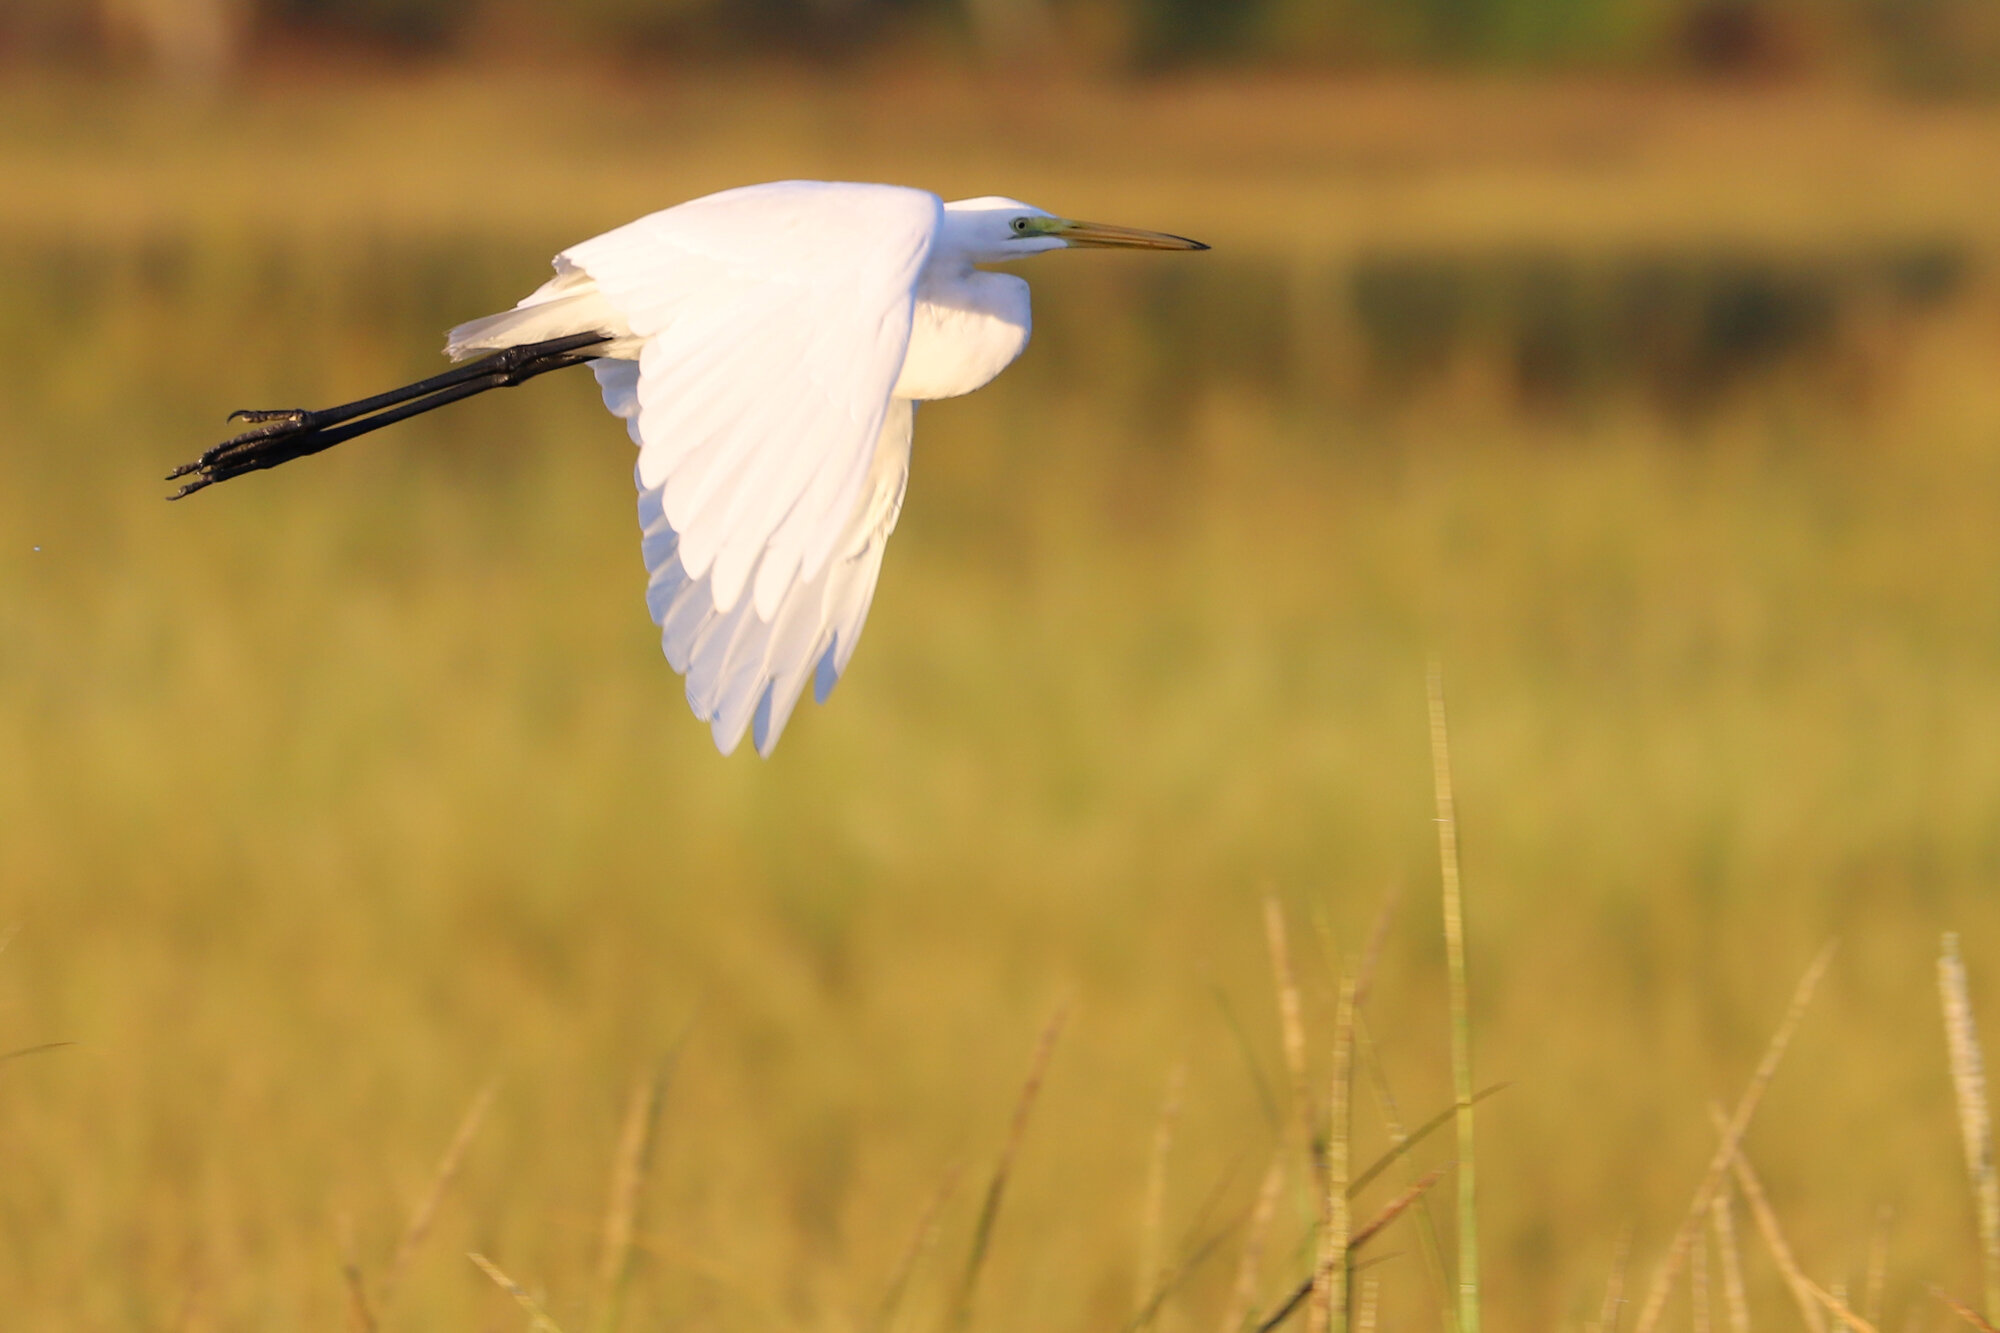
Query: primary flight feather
170,180,1207,756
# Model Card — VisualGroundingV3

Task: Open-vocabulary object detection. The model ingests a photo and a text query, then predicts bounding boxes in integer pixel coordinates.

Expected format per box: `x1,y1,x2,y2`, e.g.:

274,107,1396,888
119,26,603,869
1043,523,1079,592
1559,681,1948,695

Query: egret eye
1010,217,1032,235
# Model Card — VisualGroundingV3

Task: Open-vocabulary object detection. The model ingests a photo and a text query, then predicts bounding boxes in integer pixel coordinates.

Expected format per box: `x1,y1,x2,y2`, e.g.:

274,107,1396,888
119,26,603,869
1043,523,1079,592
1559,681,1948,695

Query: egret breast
892,270,1032,402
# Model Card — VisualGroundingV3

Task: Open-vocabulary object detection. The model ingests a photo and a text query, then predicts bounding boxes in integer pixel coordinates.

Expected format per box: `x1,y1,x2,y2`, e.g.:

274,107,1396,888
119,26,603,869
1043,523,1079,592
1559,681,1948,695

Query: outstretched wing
603,361,913,756
564,181,939,618
566,182,938,754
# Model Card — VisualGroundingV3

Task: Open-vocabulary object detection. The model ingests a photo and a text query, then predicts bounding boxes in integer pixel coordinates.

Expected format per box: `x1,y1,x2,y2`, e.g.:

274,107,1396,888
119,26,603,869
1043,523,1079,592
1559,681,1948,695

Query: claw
219,417,315,447
168,411,321,496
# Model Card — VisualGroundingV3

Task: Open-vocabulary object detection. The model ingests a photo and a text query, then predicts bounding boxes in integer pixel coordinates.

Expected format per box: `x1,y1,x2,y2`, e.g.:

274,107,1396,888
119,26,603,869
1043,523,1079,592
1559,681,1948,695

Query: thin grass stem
380,1079,496,1313
1353,889,1401,1011
1213,980,1284,1135
342,1261,378,1333
1589,1225,1633,1333
1832,1283,1856,1333
1139,1062,1189,1319
1693,1217,1711,1333
1631,945,1835,1333
1712,1192,1751,1333
469,1252,567,1333
337,1211,377,1333
0,1041,73,1067
1265,898,1312,1155
1126,1212,1242,1333
1357,1279,1380,1333
1219,1151,1286,1333
1940,934,2000,1325
1354,1010,1460,1333
950,1002,1068,1333
1308,976,1357,1333
1808,1278,1880,1333
1351,1164,1451,1252
1711,1109,1825,1333
874,1162,964,1333
594,1060,673,1333
1863,1206,1892,1331
1934,1286,2000,1333
1253,1164,1445,1333
1428,664,1480,1333
1349,1083,1508,1201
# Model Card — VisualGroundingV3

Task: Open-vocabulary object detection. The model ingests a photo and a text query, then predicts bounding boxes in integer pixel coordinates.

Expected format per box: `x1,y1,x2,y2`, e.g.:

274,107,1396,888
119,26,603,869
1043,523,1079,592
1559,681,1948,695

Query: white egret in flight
171,181,1207,755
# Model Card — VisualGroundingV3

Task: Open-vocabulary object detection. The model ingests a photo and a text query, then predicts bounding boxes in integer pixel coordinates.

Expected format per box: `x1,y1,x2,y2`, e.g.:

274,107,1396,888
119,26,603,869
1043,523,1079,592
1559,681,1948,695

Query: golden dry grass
7,65,2000,1333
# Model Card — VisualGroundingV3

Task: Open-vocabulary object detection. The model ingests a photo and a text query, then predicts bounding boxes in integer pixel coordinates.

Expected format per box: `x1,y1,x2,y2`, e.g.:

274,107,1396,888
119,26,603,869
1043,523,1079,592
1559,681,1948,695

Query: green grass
7,68,2000,1333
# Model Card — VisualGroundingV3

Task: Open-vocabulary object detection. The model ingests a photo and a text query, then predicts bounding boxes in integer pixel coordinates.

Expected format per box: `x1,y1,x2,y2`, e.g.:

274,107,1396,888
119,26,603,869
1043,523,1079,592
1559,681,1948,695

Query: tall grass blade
1253,1163,1446,1333
1353,888,1401,1010
338,1200,376,1328
1357,1278,1380,1333
469,1252,567,1333
874,1161,964,1333
1428,663,1480,1333
341,1260,378,1333
339,1210,378,1333
1934,1286,2000,1333
1350,1163,1451,1251
1588,1225,1633,1333
1693,1216,1711,1333
1213,980,1283,1134
949,1002,1068,1333
1631,945,1836,1333
1807,1279,1879,1333
1125,1209,1242,1333
1863,1206,1892,1331
379,1079,496,1313
1940,933,2000,1325
1138,1062,1189,1318
1354,1011,1461,1333
1712,1109,1825,1333
1308,975,1357,1333
1711,1193,1751,1333
1265,897,1312,1153
1220,1152,1287,1333
0,1041,74,1067
1158,1151,1250,1307
1349,1084,1508,1199
594,1057,674,1333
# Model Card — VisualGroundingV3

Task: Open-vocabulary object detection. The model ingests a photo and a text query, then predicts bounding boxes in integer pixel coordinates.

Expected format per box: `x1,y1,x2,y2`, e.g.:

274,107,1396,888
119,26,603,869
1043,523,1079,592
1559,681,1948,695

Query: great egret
170,180,1207,755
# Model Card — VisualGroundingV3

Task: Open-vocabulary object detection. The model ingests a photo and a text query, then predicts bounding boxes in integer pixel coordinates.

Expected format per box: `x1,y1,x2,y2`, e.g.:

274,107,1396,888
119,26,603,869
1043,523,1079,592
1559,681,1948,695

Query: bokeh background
8,2,2000,1330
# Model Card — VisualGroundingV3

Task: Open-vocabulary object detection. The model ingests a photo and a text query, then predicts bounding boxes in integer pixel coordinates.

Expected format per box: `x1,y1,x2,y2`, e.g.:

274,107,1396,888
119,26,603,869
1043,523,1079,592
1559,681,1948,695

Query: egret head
943,196,1209,264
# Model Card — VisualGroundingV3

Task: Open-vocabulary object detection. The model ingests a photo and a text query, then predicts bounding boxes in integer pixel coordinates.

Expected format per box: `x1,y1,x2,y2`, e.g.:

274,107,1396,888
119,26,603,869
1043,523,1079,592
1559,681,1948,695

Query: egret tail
167,330,612,499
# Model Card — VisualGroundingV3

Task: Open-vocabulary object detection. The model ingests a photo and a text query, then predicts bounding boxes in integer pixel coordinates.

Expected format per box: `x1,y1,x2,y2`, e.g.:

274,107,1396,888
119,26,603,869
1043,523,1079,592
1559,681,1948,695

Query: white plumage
444,180,1204,756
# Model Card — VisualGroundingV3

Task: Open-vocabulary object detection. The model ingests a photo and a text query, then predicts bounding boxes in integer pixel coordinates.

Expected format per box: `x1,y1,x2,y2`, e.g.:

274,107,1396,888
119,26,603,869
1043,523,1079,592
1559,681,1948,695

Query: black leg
167,330,613,499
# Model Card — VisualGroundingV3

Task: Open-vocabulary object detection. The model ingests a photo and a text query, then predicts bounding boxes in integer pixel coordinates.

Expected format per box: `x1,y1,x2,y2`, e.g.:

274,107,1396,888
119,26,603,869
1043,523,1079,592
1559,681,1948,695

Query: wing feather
568,183,934,756
630,399,915,756
566,181,938,613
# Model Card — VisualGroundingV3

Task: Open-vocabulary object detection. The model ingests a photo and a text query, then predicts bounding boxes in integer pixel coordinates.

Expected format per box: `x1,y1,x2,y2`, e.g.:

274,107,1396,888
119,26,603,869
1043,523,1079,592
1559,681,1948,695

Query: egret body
171,181,1206,755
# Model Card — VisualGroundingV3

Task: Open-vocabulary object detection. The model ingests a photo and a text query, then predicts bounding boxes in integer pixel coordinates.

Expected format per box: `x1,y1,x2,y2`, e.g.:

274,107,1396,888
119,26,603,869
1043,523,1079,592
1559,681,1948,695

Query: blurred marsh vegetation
11,47,2000,1333
18,0,2000,85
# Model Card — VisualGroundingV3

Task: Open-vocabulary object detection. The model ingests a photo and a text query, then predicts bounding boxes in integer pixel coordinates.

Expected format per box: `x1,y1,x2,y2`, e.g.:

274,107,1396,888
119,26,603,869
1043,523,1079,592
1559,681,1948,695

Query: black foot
167,408,330,498
165,331,612,500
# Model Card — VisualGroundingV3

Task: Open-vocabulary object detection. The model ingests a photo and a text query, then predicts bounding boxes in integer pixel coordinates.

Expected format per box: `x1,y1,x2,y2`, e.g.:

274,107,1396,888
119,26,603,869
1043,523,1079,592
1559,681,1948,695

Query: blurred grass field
9,66,2000,1332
